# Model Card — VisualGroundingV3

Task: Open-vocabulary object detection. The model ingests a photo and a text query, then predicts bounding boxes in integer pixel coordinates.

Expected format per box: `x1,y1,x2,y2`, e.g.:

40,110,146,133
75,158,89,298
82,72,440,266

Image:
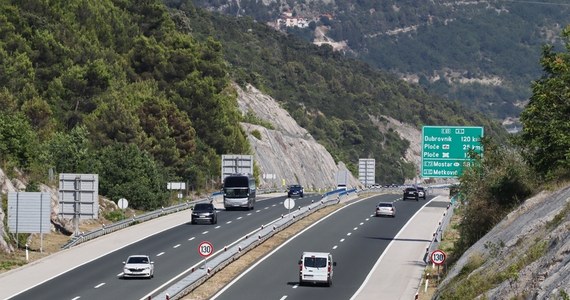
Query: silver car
122,255,154,279
375,202,396,217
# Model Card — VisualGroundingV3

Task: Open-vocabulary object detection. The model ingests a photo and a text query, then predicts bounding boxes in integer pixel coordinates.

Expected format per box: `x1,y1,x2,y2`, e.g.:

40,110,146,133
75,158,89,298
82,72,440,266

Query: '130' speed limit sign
198,241,214,257
430,249,446,265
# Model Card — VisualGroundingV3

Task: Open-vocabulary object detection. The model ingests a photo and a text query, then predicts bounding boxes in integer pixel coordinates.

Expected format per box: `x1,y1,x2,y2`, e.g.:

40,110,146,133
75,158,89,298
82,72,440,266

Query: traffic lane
353,197,450,299
212,193,426,300
11,194,322,300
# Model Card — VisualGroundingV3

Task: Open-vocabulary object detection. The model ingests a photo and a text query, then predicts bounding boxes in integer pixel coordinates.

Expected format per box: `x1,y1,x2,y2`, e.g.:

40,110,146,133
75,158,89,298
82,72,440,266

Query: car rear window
194,203,213,210
378,203,393,207
304,257,327,268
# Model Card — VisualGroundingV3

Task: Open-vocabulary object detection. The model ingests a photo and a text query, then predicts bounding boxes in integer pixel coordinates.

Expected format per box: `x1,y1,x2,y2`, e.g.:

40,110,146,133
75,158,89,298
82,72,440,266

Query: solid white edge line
349,196,442,300
210,195,372,299
5,213,194,300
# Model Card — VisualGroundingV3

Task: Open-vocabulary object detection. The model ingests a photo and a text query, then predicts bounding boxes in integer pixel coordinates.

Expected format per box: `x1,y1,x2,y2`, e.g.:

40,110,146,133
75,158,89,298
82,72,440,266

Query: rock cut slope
436,184,570,298
235,83,360,190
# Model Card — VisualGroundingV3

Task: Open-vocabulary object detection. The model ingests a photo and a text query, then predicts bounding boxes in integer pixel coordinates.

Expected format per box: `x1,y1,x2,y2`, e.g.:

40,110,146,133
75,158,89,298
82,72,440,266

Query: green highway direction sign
421,126,484,178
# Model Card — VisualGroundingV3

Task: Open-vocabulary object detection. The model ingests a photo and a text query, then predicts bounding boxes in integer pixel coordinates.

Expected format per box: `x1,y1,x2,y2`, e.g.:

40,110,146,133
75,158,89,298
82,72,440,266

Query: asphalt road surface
211,193,437,300
2,193,322,300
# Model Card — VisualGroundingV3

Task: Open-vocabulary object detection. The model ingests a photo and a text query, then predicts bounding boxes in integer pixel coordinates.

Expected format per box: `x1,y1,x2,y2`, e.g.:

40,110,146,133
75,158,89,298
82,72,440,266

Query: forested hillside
1,0,506,212
0,0,249,210
189,0,570,129
165,1,507,183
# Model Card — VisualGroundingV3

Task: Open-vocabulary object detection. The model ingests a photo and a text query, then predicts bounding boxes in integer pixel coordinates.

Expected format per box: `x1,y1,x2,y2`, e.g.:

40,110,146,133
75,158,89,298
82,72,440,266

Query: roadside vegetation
431,26,570,298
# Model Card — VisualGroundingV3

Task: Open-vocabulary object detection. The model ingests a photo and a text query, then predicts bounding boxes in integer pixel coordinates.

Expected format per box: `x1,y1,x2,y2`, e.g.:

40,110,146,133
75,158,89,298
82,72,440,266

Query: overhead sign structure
221,154,253,182
421,126,484,178
198,241,214,257
430,249,447,265
358,158,375,187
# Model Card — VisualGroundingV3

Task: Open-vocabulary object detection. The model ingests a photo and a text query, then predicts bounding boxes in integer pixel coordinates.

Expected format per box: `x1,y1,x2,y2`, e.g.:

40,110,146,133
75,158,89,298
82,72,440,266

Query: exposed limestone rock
235,83,360,190
0,168,15,253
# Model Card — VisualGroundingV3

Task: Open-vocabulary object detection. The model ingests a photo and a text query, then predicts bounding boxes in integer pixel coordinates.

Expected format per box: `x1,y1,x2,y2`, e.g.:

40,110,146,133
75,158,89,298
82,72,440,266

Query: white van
298,251,336,286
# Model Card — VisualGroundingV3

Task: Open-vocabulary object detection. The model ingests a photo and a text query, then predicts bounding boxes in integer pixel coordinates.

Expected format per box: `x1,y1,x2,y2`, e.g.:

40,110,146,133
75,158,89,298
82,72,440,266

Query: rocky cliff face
235,83,360,190
436,185,570,298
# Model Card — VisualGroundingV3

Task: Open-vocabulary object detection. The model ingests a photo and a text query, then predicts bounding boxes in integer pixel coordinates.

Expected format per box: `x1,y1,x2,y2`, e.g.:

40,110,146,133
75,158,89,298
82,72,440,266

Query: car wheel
327,279,332,287
299,277,303,286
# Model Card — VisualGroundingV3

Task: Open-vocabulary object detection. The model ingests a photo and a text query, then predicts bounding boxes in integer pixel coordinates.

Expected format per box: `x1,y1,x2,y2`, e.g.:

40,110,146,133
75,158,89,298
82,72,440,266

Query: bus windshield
224,187,249,198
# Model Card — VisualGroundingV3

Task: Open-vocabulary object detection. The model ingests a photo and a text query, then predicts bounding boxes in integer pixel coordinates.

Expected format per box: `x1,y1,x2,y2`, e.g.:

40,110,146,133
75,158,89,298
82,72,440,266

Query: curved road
211,193,437,300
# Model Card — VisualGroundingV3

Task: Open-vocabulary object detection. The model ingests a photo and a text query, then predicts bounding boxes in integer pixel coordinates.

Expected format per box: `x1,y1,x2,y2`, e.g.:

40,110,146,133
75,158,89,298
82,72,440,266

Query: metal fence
422,194,458,264
61,188,283,250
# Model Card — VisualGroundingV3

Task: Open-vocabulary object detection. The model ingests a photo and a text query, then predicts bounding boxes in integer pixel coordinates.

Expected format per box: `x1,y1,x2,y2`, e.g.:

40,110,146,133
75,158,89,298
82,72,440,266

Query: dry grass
0,220,111,274
416,208,462,299
182,204,344,300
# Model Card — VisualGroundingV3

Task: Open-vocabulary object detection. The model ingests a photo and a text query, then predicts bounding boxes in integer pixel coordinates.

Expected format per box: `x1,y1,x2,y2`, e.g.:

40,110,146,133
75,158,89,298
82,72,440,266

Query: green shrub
251,129,262,140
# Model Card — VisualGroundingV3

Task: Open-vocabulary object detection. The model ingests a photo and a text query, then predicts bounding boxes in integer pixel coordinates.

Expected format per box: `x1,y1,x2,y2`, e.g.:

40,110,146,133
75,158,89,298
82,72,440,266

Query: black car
191,203,218,224
287,184,304,198
403,187,419,201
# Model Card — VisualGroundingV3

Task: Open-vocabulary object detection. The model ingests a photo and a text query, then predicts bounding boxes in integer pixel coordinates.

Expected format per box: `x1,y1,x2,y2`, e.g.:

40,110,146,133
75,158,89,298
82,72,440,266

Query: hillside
435,184,570,298
166,1,509,185
188,0,570,130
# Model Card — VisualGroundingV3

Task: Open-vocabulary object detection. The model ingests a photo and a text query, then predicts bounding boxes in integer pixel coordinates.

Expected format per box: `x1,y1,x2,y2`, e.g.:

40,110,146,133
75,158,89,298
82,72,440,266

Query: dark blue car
287,184,304,198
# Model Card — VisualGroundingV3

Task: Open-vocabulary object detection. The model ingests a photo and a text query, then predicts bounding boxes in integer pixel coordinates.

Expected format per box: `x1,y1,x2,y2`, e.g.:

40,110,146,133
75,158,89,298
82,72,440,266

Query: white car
122,255,154,279
375,202,396,217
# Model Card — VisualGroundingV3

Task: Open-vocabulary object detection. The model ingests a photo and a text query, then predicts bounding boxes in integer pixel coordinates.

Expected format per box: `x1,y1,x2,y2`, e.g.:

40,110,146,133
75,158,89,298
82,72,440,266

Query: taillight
328,265,331,273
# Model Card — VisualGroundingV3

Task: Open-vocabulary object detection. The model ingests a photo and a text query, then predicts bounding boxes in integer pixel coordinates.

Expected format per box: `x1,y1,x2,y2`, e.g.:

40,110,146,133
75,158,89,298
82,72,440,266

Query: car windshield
304,257,327,268
417,187,424,191
127,256,148,264
378,203,393,208
405,188,417,192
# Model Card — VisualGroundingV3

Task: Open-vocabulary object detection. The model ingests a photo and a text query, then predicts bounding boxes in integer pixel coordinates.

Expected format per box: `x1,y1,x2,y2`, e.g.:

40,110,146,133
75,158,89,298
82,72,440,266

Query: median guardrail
154,188,358,300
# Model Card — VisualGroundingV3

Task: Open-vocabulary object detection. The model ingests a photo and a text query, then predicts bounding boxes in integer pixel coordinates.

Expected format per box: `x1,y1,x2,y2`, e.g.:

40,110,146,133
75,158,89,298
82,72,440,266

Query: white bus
223,174,256,210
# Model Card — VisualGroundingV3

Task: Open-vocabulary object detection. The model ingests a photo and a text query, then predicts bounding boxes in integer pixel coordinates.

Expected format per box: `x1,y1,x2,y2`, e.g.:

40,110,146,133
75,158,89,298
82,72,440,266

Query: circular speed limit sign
430,249,447,265
198,241,214,257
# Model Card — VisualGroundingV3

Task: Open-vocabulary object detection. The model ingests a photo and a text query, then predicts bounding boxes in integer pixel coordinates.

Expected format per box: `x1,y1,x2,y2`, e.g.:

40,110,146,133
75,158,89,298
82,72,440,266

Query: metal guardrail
60,188,312,250
60,199,209,250
154,189,357,300
422,194,458,264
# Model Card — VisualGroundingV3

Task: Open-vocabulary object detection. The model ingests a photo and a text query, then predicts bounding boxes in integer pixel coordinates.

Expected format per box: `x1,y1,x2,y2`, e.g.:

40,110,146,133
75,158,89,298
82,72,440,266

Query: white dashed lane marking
188,237,195,241
157,252,165,256
94,283,105,288
173,244,181,248
340,238,345,242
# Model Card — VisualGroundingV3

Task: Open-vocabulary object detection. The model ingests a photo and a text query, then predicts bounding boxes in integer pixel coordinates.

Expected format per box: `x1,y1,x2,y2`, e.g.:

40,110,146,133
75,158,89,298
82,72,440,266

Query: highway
211,193,431,300
9,193,322,300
